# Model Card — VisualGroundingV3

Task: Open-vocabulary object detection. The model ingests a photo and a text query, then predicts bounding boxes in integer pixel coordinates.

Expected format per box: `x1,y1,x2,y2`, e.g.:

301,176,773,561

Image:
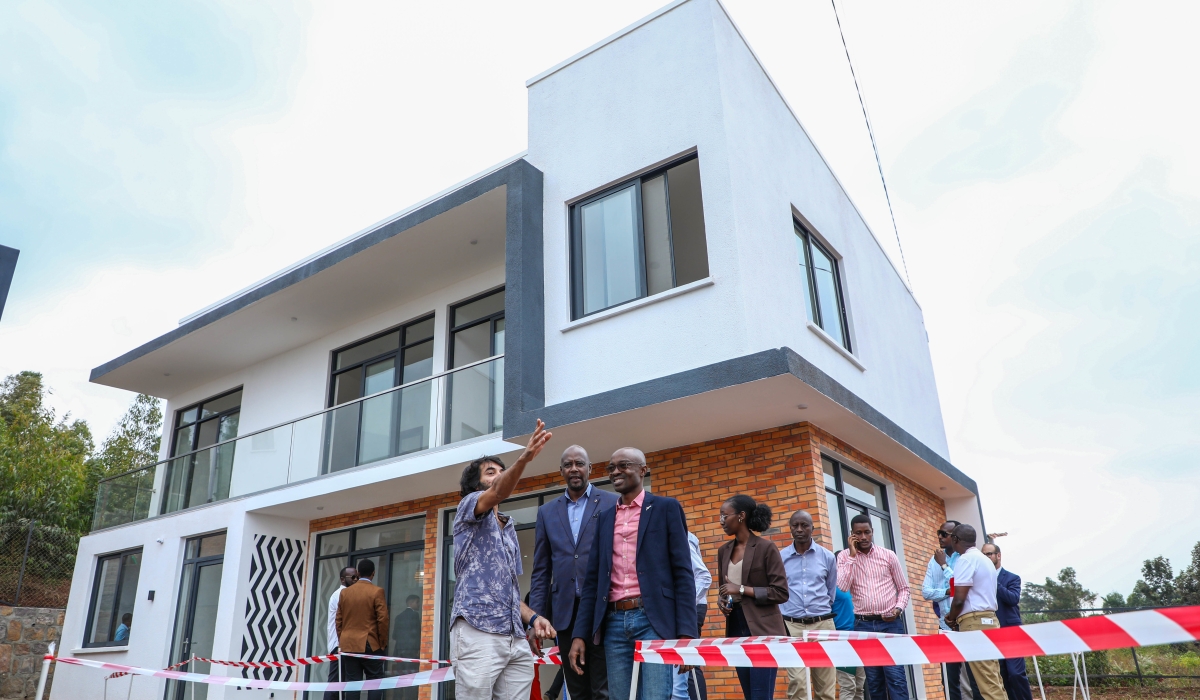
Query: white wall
527,0,950,459
154,265,505,460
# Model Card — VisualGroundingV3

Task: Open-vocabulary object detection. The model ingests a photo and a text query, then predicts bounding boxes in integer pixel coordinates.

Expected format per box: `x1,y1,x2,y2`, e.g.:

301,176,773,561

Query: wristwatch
739,585,745,596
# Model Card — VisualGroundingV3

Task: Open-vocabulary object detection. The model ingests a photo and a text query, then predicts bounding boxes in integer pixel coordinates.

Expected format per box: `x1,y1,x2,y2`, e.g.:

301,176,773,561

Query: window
306,518,426,691
162,389,242,513
795,222,851,351
324,316,436,472
821,456,893,554
83,548,142,647
570,156,709,319
445,289,505,442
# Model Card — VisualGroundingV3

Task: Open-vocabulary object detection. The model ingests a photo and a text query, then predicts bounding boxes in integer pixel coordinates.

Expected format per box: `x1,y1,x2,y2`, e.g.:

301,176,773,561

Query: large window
570,156,709,319
162,389,242,513
795,222,851,352
445,289,504,442
325,316,436,471
83,548,142,647
306,517,426,700
821,456,893,554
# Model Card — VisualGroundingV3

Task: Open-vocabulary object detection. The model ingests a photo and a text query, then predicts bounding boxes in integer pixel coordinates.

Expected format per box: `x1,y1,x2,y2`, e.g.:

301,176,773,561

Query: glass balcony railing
92,356,504,531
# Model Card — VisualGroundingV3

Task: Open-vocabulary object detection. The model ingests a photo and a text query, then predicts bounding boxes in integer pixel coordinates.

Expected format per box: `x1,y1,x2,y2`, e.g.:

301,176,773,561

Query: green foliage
1176,542,1200,606
0,372,95,532
1130,555,1178,607
0,371,161,535
1101,591,1127,613
1021,567,1096,621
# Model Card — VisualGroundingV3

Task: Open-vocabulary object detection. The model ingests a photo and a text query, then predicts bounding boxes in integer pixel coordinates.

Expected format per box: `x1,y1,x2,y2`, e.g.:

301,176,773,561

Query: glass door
167,533,226,700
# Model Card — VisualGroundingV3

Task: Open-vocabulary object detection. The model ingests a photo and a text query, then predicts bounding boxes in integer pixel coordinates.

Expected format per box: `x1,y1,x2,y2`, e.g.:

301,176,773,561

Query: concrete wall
0,607,61,699
526,0,950,460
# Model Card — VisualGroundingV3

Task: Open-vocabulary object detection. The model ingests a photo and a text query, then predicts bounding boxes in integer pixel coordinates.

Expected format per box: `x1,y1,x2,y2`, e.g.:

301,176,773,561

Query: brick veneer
308,421,950,700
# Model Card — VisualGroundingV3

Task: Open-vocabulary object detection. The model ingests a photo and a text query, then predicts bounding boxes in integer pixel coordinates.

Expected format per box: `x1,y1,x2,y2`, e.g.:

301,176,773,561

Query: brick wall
309,421,949,699
0,607,62,699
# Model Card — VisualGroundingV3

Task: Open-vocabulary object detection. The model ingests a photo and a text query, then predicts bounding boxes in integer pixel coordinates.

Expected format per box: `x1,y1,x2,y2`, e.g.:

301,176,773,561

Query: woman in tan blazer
717,495,789,700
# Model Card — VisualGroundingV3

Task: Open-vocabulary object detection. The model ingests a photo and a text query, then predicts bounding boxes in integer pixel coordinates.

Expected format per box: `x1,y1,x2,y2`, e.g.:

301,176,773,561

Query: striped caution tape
340,651,452,665
57,655,455,692
107,656,195,680
635,606,1200,668
192,652,339,669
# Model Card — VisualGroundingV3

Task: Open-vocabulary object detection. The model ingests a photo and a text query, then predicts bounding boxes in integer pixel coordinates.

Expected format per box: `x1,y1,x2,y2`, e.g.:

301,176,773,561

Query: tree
0,372,94,532
1177,542,1200,606
1021,567,1096,620
82,393,162,529
1129,556,1179,607
1101,591,1126,613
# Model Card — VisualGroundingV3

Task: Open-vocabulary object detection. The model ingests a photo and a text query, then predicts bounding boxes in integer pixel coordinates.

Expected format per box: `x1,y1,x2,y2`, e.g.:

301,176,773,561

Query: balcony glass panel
93,356,504,531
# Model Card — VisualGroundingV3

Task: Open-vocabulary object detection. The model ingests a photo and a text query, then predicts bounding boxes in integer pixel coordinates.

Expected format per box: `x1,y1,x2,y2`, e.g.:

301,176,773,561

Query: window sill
561,277,714,332
807,322,865,371
72,646,129,655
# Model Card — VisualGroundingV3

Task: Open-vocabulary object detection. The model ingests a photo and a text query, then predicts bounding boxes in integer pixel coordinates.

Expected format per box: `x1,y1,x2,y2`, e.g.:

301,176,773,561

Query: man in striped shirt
836,514,911,700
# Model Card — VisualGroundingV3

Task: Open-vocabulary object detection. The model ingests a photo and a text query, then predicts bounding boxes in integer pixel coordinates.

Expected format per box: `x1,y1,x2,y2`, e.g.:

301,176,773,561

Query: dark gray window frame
821,454,893,553
795,221,853,353
82,547,142,648
326,314,437,408
169,387,243,457
569,155,703,320
447,286,506,369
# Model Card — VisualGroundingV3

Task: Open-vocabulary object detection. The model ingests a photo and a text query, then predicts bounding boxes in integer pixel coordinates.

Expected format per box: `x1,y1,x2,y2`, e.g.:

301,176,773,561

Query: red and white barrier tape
635,606,1200,668
58,655,454,692
192,652,338,669
107,656,194,680
638,630,900,650
341,651,451,665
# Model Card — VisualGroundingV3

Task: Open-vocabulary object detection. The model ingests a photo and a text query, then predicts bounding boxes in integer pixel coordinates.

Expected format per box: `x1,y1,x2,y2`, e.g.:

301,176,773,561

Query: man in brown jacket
336,558,390,699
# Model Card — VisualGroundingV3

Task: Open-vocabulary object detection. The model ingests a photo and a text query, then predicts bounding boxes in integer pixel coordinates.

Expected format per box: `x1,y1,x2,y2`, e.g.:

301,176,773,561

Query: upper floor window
330,316,435,407
171,389,241,457
449,288,504,369
83,548,142,647
795,222,851,352
570,156,709,319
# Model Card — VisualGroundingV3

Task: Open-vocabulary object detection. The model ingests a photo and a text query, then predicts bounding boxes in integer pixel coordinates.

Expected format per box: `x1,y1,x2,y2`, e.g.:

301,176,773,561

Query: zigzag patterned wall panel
241,535,306,681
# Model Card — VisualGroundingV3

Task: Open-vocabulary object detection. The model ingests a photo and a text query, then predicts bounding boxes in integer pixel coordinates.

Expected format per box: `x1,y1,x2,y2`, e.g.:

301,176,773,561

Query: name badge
982,618,995,625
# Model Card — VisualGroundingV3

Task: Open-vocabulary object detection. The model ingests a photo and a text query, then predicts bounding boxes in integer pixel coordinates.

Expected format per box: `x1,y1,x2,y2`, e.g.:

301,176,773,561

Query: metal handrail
96,354,505,485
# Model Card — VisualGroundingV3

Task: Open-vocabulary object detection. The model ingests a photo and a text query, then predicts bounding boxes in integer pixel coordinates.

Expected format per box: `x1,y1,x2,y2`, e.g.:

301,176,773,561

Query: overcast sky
1,0,1197,599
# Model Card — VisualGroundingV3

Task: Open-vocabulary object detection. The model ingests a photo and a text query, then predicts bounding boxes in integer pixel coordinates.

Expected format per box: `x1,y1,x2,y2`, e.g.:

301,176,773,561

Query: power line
829,0,912,289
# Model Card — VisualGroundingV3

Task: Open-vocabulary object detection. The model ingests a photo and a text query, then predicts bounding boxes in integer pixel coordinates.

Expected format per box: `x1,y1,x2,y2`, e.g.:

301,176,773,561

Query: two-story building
54,1,983,698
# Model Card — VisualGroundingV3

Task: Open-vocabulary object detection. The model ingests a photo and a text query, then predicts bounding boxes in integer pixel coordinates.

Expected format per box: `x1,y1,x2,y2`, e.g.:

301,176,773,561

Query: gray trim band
504,346,978,495
90,159,545,385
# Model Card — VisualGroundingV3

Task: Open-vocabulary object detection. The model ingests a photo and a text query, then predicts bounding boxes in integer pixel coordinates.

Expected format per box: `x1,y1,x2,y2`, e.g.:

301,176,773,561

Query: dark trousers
728,605,777,700
687,605,707,700
340,642,386,700
853,617,908,700
322,646,342,700
560,597,609,700
945,662,982,700
998,657,1033,700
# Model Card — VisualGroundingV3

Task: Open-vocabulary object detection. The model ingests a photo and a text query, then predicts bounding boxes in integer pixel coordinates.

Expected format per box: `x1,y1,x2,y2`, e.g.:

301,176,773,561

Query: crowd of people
331,420,1034,700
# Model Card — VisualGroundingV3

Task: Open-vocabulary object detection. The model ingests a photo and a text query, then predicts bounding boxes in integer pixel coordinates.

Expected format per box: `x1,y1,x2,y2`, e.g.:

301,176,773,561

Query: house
55,1,982,698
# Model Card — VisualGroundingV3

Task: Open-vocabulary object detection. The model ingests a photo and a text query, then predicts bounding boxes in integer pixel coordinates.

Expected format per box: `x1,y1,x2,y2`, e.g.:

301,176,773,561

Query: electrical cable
829,0,912,288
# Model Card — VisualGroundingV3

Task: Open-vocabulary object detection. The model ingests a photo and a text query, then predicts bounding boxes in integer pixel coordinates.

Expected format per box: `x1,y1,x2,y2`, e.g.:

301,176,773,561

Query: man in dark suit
530,445,620,700
982,543,1032,700
392,594,423,700
569,448,698,700
336,558,390,700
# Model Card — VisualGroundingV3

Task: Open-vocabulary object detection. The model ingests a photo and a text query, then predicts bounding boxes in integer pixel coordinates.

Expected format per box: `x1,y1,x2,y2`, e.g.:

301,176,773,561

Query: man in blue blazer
569,448,698,700
983,543,1032,700
530,445,620,700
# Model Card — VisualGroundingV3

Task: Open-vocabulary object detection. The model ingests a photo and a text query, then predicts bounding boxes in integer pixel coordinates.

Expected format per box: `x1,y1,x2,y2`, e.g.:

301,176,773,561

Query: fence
1020,606,1200,687
0,520,80,609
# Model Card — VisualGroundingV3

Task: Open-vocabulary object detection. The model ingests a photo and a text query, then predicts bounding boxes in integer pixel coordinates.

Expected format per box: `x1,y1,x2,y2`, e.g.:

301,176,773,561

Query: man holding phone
836,514,910,700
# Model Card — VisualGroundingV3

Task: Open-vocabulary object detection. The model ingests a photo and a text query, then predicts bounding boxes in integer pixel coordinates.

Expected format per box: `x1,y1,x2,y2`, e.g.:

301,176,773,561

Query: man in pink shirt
836,513,911,700
569,448,698,700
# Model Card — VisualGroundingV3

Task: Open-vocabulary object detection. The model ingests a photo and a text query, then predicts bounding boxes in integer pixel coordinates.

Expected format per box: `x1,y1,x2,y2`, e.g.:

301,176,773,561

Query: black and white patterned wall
241,535,306,680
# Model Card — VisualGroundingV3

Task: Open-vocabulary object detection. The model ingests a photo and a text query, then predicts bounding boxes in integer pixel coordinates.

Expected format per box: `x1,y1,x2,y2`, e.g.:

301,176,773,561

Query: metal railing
92,355,504,531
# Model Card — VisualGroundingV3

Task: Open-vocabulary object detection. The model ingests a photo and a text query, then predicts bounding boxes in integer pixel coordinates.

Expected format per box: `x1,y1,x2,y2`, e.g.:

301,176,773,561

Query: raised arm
836,551,855,592
474,420,552,516
922,558,948,602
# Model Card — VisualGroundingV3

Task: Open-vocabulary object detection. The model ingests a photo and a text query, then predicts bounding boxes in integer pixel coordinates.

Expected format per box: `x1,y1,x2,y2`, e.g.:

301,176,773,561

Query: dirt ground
1039,686,1200,698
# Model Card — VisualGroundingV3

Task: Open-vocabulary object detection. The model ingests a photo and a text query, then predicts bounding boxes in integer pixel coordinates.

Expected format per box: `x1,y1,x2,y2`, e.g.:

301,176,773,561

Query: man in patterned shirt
451,420,557,700
836,514,911,700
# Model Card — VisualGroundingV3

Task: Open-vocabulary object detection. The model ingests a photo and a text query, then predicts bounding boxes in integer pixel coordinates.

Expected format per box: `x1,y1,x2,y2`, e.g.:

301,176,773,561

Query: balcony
92,355,504,531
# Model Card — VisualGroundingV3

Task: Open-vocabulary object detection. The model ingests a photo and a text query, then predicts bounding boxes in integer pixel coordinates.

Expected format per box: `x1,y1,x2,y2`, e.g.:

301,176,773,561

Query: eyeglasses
561,460,589,469
608,460,645,471
719,513,741,523
983,551,999,557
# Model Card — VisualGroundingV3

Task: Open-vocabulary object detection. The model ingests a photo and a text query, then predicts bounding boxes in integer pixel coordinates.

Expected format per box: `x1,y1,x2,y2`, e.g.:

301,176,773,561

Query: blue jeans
854,617,909,700
604,608,674,700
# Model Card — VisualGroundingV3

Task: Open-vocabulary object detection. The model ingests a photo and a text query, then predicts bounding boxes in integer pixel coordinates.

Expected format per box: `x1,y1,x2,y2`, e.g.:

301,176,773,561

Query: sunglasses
937,530,952,538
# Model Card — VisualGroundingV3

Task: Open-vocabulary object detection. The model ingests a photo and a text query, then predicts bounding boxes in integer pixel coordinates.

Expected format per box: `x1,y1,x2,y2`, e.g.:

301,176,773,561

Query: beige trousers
836,668,864,700
956,611,1007,700
450,619,536,700
785,618,838,700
